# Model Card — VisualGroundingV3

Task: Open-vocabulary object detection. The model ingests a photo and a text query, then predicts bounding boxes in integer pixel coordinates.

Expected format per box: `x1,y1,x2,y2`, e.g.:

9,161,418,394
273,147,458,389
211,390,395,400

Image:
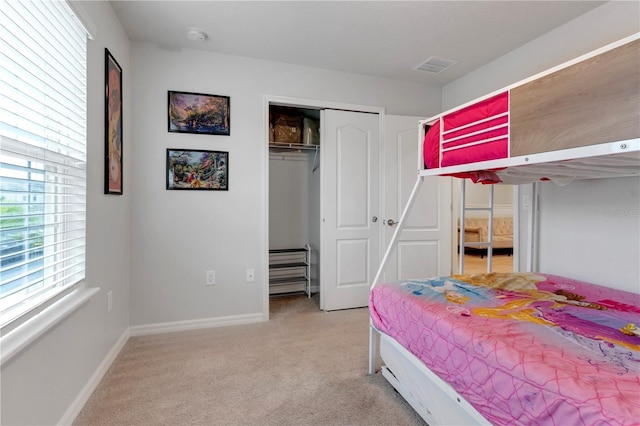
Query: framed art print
168,91,230,136
166,149,228,190
105,48,123,194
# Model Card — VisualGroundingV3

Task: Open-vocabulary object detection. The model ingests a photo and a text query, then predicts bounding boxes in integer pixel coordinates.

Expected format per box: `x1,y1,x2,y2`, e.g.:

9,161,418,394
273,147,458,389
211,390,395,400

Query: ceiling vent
415,56,458,74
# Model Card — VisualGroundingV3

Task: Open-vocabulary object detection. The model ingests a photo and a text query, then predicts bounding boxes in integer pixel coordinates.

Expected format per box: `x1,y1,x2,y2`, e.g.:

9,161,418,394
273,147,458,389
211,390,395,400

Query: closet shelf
269,143,320,174
268,245,311,297
269,143,319,151
269,247,309,253
269,262,308,269
269,276,308,285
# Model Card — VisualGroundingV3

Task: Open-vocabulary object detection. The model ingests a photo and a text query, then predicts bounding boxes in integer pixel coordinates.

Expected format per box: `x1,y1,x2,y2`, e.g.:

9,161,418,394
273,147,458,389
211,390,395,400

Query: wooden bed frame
368,33,640,425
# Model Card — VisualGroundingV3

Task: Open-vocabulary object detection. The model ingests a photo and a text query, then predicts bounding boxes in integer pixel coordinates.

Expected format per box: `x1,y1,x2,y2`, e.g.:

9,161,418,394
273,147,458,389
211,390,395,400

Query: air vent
415,56,458,74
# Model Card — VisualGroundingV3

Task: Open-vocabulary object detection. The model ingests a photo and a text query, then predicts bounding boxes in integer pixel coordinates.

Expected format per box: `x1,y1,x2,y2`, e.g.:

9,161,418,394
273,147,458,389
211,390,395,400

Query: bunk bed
368,34,640,426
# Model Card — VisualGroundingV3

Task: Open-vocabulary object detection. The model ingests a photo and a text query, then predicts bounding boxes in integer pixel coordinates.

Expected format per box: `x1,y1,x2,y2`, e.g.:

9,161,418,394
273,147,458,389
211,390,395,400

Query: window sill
0,287,100,367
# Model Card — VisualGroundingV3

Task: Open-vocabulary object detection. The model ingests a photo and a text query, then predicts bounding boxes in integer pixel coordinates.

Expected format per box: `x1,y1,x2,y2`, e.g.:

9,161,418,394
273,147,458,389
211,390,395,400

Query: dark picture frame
104,48,123,194
166,149,229,191
168,91,230,136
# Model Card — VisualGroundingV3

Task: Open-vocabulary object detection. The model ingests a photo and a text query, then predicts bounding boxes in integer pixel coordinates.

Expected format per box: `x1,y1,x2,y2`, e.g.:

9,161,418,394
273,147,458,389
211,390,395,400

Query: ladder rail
487,185,494,272
527,182,540,273
459,180,466,274
371,176,424,288
369,175,424,376
459,180,495,274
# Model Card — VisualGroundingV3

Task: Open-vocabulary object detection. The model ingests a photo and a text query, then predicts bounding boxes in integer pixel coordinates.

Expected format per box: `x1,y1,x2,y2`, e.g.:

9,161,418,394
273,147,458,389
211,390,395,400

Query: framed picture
168,91,230,135
166,149,229,191
104,48,123,194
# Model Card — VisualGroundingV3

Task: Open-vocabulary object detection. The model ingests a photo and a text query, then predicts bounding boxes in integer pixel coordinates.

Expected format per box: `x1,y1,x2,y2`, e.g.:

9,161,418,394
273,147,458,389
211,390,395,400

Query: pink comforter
370,273,640,425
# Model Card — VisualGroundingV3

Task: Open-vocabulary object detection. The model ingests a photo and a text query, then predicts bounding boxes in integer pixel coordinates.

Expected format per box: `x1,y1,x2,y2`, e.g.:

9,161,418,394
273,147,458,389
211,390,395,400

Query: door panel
337,130,369,227
384,115,451,281
337,239,369,286
322,110,379,310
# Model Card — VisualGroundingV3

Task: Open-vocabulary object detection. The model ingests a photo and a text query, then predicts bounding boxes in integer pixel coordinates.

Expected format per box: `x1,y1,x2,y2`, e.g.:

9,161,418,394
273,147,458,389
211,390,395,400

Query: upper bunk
419,33,640,185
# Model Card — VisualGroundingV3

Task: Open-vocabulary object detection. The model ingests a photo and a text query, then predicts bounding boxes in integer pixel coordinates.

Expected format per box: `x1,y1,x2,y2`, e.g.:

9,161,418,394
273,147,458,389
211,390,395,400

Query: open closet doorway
267,104,321,307
264,96,385,317
453,181,519,274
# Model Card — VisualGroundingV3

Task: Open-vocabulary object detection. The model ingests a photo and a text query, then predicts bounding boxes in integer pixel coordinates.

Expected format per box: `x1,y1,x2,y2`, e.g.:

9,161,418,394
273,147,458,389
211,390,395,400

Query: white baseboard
129,313,264,336
58,327,130,425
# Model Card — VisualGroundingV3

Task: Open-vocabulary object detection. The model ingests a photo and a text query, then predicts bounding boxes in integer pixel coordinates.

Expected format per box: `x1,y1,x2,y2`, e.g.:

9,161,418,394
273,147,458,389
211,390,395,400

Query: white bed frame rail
380,332,491,425
418,138,640,182
369,325,491,425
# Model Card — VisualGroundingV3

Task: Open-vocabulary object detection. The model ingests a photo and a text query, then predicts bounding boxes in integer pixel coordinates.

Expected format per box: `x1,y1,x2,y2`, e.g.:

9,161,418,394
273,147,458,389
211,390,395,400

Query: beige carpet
74,295,426,426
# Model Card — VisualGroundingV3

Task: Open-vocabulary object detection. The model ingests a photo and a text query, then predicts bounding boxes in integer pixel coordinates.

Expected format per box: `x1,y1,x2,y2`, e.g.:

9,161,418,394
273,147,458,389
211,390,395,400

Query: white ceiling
110,0,606,86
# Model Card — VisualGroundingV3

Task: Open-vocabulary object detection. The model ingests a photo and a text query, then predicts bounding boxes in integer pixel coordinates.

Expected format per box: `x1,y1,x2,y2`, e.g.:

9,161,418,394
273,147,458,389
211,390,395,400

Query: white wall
269,154,313,249
442,2,640,110
128,42,441,327
442,1,640,291
0,1,132,425
538,177,640,293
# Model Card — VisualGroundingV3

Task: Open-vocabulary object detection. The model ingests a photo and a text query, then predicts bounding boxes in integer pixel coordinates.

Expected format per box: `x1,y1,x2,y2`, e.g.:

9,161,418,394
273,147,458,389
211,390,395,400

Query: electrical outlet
107,291,113,313
246,268,255,283
206,270,216,285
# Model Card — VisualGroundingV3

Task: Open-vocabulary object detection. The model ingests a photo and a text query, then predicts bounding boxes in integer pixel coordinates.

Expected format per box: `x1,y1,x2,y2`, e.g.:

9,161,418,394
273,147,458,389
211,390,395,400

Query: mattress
420,36,640,184
423,92,509,172
369,272,640,425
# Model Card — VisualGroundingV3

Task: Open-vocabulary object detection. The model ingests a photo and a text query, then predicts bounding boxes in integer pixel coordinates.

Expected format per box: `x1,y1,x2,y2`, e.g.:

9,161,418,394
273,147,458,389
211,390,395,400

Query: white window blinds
0,1,87,327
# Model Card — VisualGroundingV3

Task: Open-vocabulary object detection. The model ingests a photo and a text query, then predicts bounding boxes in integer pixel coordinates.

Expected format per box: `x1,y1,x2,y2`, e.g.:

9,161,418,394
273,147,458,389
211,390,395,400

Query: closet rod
268,143,319,151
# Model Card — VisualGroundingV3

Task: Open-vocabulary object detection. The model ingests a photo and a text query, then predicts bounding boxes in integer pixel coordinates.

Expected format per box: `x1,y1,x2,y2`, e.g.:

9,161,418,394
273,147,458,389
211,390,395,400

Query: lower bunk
369,272,640,425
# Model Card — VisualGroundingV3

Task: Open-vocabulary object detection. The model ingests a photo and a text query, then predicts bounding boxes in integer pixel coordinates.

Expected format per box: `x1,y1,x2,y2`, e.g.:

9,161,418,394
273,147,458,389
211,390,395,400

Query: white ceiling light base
187,27,207,42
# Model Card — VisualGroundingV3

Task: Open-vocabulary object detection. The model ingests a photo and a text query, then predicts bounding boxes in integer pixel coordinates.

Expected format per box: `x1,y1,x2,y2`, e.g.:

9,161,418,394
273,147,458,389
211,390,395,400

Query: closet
266,100,383,311
268,105,320,299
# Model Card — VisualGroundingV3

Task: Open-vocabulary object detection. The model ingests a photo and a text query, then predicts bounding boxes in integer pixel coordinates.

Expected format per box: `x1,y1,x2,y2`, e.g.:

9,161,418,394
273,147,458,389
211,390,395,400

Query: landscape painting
166,149,228,191
168,91,230,135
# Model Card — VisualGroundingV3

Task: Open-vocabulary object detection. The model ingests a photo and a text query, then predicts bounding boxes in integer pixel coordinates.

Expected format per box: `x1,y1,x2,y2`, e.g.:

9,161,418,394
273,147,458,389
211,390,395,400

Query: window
0,1,87,328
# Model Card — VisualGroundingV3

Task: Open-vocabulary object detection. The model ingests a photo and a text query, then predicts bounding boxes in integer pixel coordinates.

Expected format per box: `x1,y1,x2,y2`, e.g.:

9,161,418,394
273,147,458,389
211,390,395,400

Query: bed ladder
459,180,494,274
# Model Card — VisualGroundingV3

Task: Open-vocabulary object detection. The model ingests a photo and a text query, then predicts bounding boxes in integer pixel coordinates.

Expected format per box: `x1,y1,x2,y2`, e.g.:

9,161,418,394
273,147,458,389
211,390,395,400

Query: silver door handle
387,219,397,226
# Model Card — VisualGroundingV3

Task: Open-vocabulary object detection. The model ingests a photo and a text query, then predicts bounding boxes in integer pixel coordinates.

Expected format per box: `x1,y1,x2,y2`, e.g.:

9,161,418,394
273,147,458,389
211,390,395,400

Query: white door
382,115,452,281
321,109,380,311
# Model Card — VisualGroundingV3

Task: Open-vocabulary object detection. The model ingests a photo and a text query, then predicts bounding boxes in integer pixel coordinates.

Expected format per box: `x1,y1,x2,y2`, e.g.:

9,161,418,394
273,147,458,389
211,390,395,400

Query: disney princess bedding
369,272,640,425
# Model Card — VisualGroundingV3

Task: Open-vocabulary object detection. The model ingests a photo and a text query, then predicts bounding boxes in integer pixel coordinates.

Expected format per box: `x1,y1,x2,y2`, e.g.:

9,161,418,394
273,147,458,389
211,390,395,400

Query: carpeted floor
74,295,426,426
